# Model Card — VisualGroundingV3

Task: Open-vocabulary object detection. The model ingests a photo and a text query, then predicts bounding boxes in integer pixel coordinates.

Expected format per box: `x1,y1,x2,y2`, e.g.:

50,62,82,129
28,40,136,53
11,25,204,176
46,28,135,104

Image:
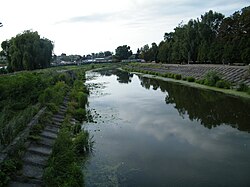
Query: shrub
67,101,78,114
182,77,187,81
38,111,52,125
174,74,182,80
195,79,205,84
74,108,86,122
30,123,44,136
73,131,91,155
38,87,53,104
43,129,84,187
248,88,250,95
215,80,231,89
0,159,18,187
72,123,82,135
237,83,249,92
77,92,88,108
204,71,221,86
187,76,195,82
46,103,58,114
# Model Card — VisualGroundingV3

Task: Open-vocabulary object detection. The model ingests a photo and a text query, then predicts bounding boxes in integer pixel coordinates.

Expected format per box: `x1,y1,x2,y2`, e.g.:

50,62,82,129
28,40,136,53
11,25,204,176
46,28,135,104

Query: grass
0,63,119,186
43,128,84,187
43,68,93,187
124,64,250,100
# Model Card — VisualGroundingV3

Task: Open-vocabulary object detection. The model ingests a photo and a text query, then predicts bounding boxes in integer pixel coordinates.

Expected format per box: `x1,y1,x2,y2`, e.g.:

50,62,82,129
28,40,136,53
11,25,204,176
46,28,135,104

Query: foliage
215,80,231,89
1,30,53,72
0,105,39,146
38,81,68,106
139,43,158,62
73,131,92,156
77,92,88,108
74,108,86,122
0,159,17,187
174,74,182,80
237,83,249,92
43,129,84,187
115,45,132,60
46,103,59,114
187,76,195,82
136,6,250,64
203,71,221,86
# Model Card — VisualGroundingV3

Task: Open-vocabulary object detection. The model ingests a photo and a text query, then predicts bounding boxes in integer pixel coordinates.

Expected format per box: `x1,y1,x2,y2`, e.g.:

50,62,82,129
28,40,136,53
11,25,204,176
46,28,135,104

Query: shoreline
130,71,250,101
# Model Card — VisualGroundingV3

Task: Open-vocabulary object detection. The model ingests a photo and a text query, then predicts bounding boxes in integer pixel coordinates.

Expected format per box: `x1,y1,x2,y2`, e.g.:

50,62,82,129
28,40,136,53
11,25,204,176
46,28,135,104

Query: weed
237,83,249,92
204,71,221,86
187,77,195,82
174,74,182,80
216,80,231,89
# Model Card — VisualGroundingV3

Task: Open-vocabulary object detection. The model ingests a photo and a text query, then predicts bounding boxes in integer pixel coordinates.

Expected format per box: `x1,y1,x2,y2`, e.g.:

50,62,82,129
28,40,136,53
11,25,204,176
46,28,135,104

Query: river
84,69,250,187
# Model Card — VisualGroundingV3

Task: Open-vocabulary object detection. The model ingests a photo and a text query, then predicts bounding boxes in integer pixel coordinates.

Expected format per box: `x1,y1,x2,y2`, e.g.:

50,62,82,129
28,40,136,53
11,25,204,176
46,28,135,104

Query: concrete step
23,151,48,167
37,136,55,147
9,181,41,187
53,114,64,119
52,121,62,127
22,164,44,179
44,125,59,134
52,117,64,123
40,131,57,140
27,144,52,156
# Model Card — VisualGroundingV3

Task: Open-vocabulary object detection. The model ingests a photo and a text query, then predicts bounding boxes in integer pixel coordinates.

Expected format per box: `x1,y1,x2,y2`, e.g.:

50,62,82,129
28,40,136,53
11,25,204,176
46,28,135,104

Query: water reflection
138,76,250,132
97,69,133,84
85,70,250,187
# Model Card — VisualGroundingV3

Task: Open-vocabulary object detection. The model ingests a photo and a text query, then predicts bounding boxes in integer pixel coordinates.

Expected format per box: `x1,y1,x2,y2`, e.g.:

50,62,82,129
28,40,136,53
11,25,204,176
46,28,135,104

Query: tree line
1,30,53,72
119,6,250,64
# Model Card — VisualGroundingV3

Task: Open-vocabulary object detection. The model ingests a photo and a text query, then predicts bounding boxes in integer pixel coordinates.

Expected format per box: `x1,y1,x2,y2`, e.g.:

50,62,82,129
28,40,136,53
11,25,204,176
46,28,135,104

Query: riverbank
137,73,250,100
120,64,250,100
125,63,250,86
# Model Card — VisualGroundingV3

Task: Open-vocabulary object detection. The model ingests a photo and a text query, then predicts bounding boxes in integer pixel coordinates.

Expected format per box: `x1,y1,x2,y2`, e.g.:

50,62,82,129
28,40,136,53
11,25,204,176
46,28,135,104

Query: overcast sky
0,0,249,55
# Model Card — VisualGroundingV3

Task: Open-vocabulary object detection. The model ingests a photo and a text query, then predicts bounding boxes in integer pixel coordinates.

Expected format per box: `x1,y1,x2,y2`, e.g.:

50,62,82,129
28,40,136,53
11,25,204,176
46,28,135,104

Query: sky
0,0,249,56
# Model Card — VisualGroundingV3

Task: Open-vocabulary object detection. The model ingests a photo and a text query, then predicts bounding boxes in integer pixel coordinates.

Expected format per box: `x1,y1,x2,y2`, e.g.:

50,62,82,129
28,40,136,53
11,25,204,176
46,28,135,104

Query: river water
84,69,250,187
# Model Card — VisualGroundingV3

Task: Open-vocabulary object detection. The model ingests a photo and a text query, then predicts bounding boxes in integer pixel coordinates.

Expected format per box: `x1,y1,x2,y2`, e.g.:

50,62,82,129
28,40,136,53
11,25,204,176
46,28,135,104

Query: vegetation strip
0,63,119,187
123,63,250,100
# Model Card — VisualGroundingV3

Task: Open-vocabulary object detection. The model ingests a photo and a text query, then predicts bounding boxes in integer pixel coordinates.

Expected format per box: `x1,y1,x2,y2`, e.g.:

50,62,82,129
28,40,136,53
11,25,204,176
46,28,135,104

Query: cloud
55,13,114,24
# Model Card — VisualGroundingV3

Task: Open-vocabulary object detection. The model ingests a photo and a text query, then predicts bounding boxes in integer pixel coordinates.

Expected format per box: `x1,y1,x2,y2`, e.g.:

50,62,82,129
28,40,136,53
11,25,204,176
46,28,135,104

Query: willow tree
1,30,53,71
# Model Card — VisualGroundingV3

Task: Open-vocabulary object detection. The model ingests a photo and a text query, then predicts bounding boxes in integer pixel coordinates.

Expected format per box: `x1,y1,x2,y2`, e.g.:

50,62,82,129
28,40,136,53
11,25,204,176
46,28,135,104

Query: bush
77,92,88,108
195,79,205,84
187,76,195,82
182,77,187,81
237,83,249,92
204,71,221,86
215,80,230,89
248,88,250,95
73,131,91,155
43,129,84,187
46,103,59,114
72,123,82,135
0,159,18,187
74,108,86,122
30,123,44,136
38,87,53,105
174,74,182,80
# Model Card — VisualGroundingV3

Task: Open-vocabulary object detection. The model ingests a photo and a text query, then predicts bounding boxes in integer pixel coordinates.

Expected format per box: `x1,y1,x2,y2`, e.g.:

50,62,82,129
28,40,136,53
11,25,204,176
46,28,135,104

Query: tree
1,30,53,71
104,51,112,57
115,45,132,60
139,44,150,61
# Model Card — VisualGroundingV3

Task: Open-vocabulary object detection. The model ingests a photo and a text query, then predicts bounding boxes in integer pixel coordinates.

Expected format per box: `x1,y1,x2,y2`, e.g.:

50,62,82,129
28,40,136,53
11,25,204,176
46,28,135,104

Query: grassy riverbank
0,64,120,186
122,63,250,100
